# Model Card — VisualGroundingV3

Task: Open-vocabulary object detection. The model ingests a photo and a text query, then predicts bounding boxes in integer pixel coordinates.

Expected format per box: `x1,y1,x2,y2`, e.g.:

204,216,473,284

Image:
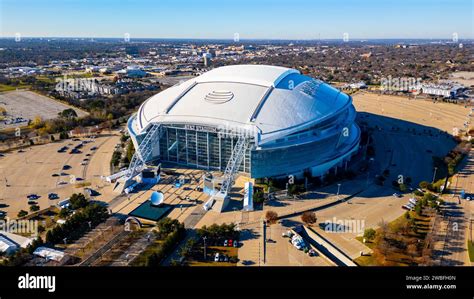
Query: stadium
125,65,360,192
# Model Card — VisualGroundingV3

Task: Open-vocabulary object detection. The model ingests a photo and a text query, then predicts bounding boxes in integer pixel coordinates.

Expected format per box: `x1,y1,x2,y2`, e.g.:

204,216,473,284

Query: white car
214,253,220,262
393,193,402,198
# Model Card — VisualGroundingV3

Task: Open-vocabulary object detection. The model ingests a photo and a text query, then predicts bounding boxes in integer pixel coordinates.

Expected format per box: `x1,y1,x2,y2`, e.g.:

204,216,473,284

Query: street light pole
432,167,438,183
203,236,207,260
366,158,374,187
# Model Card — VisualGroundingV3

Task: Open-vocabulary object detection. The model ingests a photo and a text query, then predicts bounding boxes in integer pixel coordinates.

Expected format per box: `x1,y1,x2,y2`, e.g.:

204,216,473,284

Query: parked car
228,240,233,247
393,193,403,198
51,173,59,177
62,165,71,170
48,193,59,200
233,241,238,248
27,194,39,199
214,253,220,262
308,249,317,256
223,240,228,247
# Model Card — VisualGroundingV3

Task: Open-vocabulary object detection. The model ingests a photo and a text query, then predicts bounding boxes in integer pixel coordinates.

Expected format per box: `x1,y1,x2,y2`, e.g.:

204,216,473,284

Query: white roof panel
135,65,351,140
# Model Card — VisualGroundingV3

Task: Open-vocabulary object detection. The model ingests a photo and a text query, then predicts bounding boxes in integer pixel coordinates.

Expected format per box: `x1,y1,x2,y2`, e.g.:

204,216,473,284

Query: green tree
58,208,71,218
17,210,28,218
253,190,264,204
363,228,376,241
125,140,135,164
59,108,78,119
419,181,430,189
69,193,88,210
30,205,40,212
415,203,422,216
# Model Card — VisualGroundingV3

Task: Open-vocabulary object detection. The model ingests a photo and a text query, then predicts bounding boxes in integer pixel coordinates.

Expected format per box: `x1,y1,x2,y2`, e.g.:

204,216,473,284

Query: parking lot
0,90,87,130
0,132,121,218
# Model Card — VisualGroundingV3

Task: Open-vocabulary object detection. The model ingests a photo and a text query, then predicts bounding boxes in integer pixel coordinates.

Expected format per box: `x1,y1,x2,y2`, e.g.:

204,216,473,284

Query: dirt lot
0,90,87,130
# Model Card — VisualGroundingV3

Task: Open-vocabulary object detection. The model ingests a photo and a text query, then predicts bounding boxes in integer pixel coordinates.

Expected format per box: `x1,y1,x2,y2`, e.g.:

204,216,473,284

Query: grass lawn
468,241,474,262
354,211,433,266
130,238,162,266
354,254,376,266
187,246,238,266
0,84,22,92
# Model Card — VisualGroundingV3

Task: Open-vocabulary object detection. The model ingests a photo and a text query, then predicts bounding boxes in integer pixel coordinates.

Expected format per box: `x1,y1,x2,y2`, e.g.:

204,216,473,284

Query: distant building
203,53,212,67
421,83,464,99
0,232,33,255
344,81,367,90
116,66,147,78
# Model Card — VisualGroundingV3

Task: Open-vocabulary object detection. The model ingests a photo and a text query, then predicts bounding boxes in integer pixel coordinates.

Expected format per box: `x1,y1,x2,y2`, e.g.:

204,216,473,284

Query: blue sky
0,0,472,39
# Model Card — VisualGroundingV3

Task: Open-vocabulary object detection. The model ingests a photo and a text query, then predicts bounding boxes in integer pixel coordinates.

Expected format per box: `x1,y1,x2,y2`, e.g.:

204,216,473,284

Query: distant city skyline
0,0,472,40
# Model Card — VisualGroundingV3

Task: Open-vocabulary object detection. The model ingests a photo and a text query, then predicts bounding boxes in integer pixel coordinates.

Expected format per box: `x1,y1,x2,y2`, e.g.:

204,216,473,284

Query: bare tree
265,210,278,225
301,211,317,226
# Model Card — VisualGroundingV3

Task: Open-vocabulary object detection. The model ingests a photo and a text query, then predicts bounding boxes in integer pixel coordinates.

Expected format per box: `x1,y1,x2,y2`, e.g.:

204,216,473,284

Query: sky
0,0,472,39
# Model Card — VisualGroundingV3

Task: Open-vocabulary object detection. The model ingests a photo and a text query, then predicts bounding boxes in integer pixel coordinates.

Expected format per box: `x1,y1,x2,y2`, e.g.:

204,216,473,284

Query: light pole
203,236,207,260
366,158,374,187
432,167,438,183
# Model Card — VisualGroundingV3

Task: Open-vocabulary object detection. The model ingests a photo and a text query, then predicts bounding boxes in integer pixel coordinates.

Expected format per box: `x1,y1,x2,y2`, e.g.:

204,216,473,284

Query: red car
228,239,233,247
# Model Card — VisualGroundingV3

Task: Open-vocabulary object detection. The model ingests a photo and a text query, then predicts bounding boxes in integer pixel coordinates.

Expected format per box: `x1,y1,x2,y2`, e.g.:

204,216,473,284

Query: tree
415,203,422,216
399,183,407,192
157,217,181,236
145,253,160,267
69,193,88,210
30,205,40,212
31,115,44,129
17,210,28,218
58,208,71,219
265,210,278,224
125,140,135,164
404,211,411,220
301,211,317,225
59,108,78,119
363,228,376,241
419,181,430,189
37,225,45,234
253,190,264,204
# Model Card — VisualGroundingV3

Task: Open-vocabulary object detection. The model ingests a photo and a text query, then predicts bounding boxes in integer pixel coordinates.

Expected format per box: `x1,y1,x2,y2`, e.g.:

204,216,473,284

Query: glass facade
156,124,252,173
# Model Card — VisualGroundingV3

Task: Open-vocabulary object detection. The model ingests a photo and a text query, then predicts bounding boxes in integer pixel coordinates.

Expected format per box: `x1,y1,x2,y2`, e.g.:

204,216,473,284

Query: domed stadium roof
134,64,352,144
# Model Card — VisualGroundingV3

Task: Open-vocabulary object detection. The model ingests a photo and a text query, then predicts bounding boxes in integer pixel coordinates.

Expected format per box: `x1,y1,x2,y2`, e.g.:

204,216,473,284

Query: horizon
0,37,473,42
0,0,472,40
